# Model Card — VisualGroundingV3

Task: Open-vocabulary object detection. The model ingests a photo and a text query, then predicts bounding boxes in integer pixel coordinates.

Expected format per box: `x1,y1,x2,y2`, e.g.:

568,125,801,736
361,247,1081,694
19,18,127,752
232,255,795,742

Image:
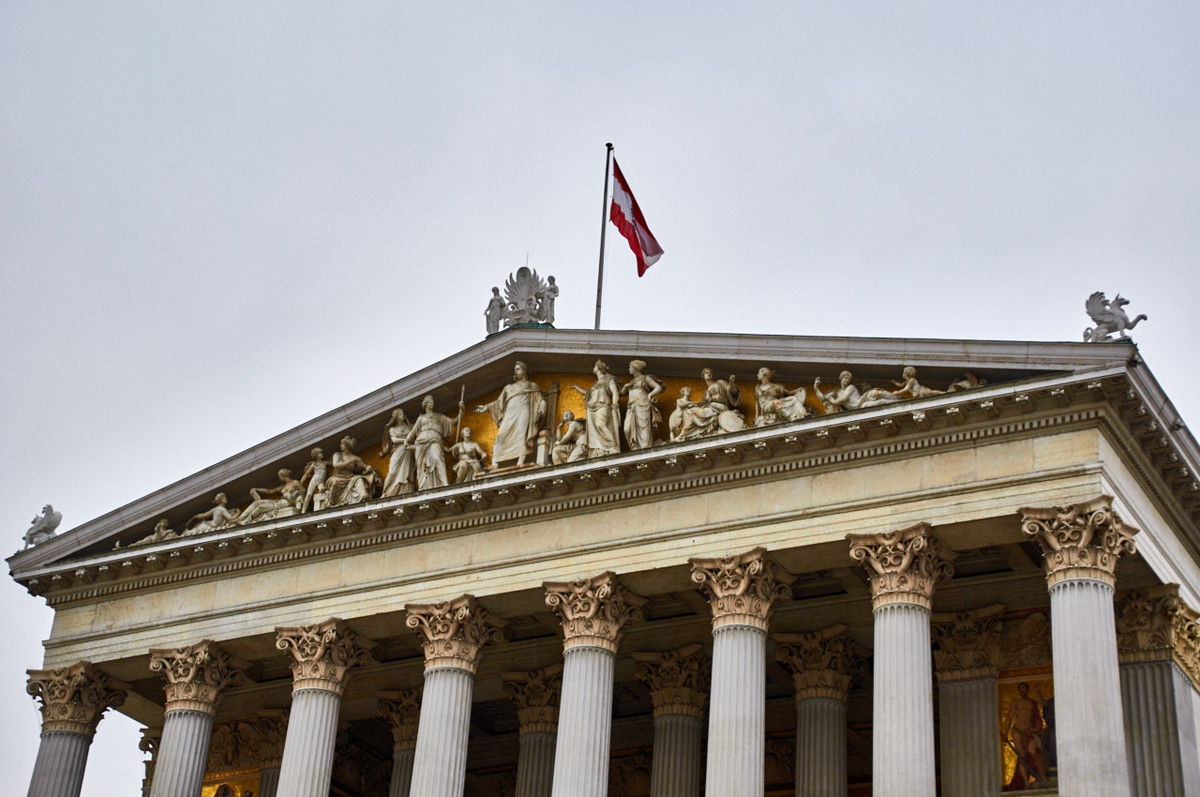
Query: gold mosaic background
201,770,259,797
998,671,1056,791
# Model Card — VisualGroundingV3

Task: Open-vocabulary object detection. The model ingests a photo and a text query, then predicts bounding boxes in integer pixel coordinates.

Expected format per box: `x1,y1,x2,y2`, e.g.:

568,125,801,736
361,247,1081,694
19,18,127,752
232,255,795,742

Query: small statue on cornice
122,518,177,549
22,504,62,550
1084,291,1148,343
450,428,489,483
485,267,558,336
184,493,241,536
676,369,746,440
552,410,588,465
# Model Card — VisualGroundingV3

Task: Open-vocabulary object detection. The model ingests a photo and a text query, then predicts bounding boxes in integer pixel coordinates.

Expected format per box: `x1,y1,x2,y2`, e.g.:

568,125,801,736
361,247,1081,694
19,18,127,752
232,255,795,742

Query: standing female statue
406,395,456,491
380,408,415,497
753,368,809,427
571,360,623,457
325,436,381,507
622,359,664,450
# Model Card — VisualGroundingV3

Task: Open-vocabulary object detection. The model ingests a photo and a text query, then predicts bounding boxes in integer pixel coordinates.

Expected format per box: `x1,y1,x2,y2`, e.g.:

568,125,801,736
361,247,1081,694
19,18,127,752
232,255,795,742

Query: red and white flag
609,159,663,277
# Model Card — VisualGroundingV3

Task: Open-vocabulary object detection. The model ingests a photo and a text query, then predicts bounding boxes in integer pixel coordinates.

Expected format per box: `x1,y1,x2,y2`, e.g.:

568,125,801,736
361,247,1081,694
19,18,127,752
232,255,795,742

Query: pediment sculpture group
118,361,980,549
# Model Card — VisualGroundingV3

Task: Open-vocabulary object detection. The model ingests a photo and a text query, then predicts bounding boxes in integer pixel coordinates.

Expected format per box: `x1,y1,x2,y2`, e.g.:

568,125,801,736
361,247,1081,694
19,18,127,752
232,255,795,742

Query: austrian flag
609,159,664,276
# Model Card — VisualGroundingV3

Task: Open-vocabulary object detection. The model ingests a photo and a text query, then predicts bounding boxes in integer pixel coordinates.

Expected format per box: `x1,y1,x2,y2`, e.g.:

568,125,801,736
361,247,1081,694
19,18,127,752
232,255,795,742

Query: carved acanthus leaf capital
1019,496,1138,587
689,547,795,631
631,644,710,719
501,664,563,733
405,595,506,672
1116,584,1200,689
847,523,954,610
148,641,245,715
26,662,128,734
931,604,1005,680
275,619,373,694
773,625,866,702
379,690,422,750
544,572,647,652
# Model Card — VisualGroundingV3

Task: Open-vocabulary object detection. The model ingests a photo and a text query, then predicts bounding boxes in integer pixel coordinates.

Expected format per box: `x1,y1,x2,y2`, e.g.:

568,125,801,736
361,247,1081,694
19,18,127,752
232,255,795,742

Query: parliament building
10,319,1200,797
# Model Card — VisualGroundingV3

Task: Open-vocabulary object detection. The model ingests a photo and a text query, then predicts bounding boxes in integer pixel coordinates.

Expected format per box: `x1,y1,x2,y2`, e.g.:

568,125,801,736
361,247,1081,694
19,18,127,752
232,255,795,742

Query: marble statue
449,428,488,483
487,268,558,334
947,372,987,392
324,437,381,508
542,276,559,324
889,366,943,400
817,367,944,413
552,410,588,465
622,360,664,450
1084,291,1148,342
668,387,695,442
406,395,456,491
300,447,329,513
753,368,809,427
22,505,62,550
571,360,622,457
476,361,546,468
380,409,415,497
125,518,177,548
677,369,746,440
485,288,506,335
237,469,303,526
184,494,241,536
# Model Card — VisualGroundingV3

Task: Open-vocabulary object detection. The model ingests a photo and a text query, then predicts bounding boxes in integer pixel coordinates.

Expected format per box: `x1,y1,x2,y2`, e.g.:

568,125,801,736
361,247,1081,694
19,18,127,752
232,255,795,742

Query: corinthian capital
689,547,795,631
931,604,1004,681
275,619,373,694
1020,496,1139,587
631,644,710,719
773,625,865,702
544,572,647,652
405,595,506,672
847,523,954,610
1116,584,1200,689
501,664,563,733
379,690,421,751
148,640,245,715
26,662,128,735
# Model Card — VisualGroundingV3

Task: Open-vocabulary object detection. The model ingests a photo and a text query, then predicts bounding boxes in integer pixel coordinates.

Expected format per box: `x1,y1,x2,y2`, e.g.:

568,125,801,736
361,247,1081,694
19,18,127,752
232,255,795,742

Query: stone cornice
544,572,646,652
631,644,710,719
26,661,128,735
501,664,563,734
931,604,1005,680
1020,496,1139,587
275,618,373,694
847,523,955,611
690,548,795,631
1115,584,1200,689
378,690,422,751
405,594,506,672
773,625,866,702
148,640,245,715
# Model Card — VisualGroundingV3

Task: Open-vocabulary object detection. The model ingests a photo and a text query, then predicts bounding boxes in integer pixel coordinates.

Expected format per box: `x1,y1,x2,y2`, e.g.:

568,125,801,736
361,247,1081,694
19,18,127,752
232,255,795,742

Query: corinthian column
545,572,646,797
847,522,953,797
690,547,794,797
274,619,372,797
773,625,864,797
1021,497,1138,797
931,605,1004,797
1115,585,1200,797
406,595,505,797
147,641,244,797
631,645,709,797
379,690,422,797
26,662,128,797
502,665,563,797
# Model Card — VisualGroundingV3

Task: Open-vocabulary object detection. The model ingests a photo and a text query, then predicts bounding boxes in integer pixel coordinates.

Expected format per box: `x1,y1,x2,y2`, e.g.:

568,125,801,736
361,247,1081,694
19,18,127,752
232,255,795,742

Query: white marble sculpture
668,387,695,442
542,276,558,324
815,371,863,413
817,367,944,413
124,518,177,549
677,369,746,440
552,410,588,465
486,268,558,334
476,361,546,468
485,288,506,335
324,437,381,508
184,494,241,536
753,368,809,427
300,447,329,513
449,428,488,483
571,360,622,457
22,505,62,550
406,395,456,491
1084,291,1148,342
237,469,303,526
623,359,664,450
380,409,415,497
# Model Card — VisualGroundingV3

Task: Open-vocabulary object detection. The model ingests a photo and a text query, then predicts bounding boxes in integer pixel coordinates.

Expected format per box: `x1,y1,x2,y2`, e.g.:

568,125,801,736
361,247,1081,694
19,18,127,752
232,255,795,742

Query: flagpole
594,143,614,331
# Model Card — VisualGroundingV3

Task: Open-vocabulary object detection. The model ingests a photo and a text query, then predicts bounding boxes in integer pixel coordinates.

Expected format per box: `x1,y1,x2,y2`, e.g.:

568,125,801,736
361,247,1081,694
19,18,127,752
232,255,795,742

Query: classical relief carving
608,753,653,797
206,712,288,772
1116,584,1200,689
1019,496,1138,587
501,664,563,734
931,604,1004,680
544,572,647,652
379,690,422,751
773,624,866,702
405,594,506,672
690,547,795,631
847,523,955,610
999,611,1052,669
148,640,245,715
631,643,710,719
275,619,373,694
26,662,128,735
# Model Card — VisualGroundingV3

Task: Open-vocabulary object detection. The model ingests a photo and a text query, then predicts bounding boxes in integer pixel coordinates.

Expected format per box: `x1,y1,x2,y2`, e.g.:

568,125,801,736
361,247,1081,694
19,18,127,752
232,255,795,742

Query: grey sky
3,3,1197,793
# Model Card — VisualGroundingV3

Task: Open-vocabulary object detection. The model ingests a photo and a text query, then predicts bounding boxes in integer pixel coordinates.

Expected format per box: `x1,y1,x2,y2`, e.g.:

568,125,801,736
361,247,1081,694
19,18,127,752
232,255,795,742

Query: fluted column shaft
276,688,342,797
873,602,936,796
794,697,847,797
257,766,281,797
651,712,703,797
706,624,766,796
1120,659,1200,797
516,731,557,797
27,730,91,797
410,667,476,797
149,709,215,797
390,748,416,797
938,677,1000,796
552,645,616,797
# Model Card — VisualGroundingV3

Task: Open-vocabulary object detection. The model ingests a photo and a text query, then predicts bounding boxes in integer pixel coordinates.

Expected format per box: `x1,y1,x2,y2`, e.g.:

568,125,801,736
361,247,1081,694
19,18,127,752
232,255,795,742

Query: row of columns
23,496,1199,797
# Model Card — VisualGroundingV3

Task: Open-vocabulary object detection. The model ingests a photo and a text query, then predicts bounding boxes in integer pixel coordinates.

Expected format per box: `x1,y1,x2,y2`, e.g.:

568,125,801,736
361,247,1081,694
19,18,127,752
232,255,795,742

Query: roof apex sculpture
485,267,557,336
1084,291,1147,343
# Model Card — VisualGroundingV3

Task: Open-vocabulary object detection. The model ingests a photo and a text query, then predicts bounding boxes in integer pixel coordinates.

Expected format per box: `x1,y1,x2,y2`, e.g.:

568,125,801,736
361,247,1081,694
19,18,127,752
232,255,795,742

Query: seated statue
677,369,746,440
668,387,695,442
324,436,381,508
552,410,588,465
450,428,489,483
237,469,304,526
754,368,809,427
184,493,241,536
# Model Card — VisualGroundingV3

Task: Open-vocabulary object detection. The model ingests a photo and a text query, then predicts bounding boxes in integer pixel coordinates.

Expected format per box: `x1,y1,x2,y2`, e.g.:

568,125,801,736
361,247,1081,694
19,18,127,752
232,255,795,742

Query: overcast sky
3,3,1198,794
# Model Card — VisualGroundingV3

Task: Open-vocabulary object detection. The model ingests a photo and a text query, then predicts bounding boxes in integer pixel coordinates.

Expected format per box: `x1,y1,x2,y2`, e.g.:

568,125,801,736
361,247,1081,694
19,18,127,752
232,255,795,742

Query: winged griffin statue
22,504,62,550
1083,291,1148,343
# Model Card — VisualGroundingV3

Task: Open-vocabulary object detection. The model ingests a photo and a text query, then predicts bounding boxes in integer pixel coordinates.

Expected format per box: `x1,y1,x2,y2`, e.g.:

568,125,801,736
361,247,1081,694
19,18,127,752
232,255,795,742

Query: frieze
544,572,646,652
1019,496,1139,587
275,618,373,694
847,523,955,611
631,644,710,719
405,594,506,672
690,547,795,631
148,641,245,715
773,625,866,701
206,713,288,772
1115,584,1200,689
25,661,128,735
931,604,1004,680
501,664,563,734
999,611,1052,669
